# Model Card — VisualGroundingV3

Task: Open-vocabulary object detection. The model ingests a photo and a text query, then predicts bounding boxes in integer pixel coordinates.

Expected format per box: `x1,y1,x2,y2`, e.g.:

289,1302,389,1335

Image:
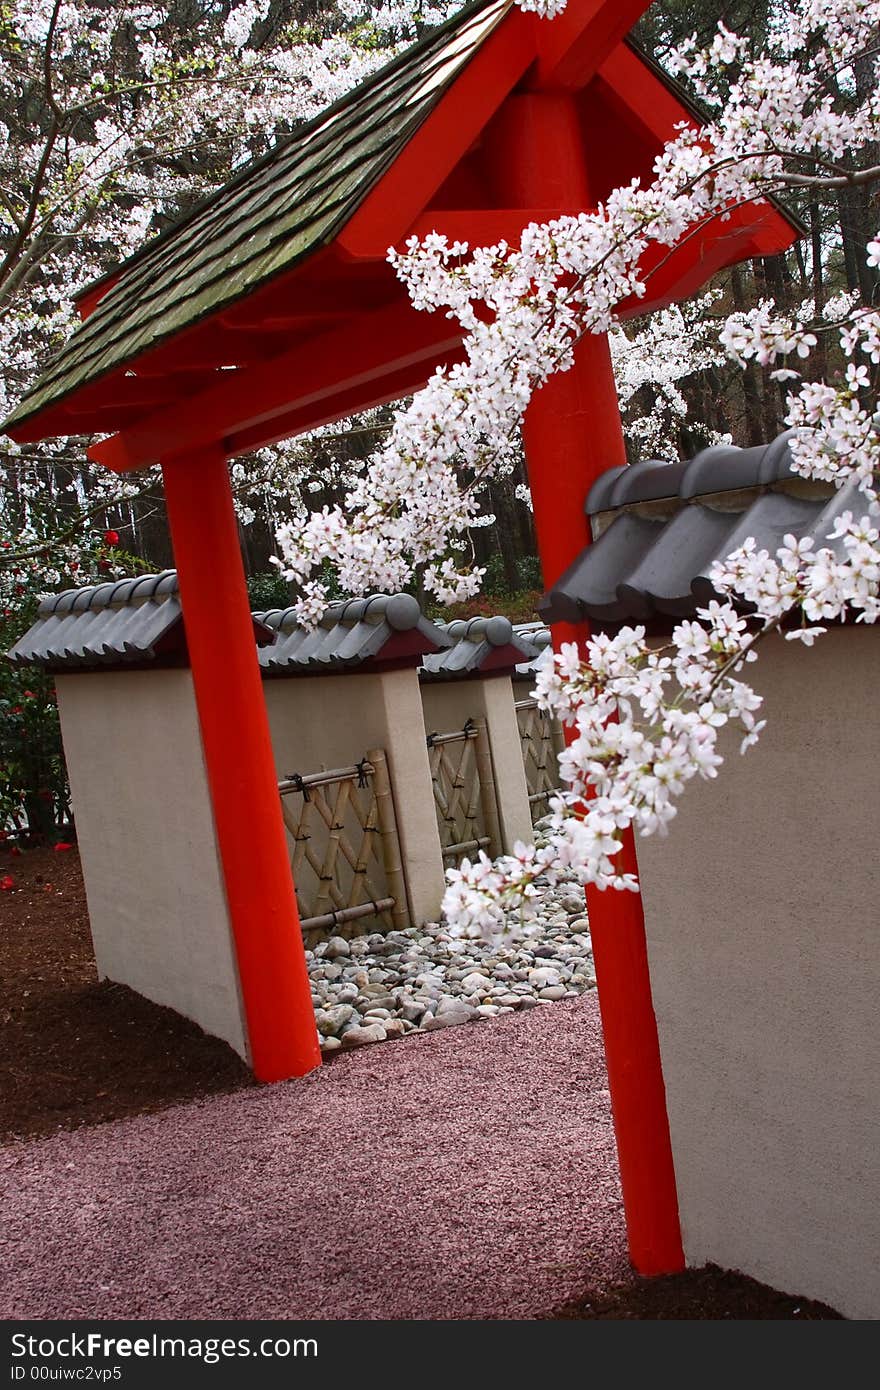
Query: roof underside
4,0,800,461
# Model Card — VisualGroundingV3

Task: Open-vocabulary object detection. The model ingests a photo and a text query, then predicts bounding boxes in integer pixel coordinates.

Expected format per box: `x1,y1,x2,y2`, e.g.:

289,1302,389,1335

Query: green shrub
1,584,70,841
0,533,142,841
246,570,294,610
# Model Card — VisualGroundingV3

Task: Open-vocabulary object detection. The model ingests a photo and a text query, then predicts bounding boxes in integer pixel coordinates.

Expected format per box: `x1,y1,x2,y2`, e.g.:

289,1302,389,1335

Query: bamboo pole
299,898,395,933
278,761,374,794
426,727,479,747
314,777,351,917
442,835,490,859
368,748,410,929
472,717,503,857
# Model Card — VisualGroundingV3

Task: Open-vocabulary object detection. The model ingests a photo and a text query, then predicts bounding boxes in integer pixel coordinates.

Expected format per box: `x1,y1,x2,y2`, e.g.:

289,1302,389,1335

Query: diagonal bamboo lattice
278,748,408,944
426,716,502,864
515,697,565,822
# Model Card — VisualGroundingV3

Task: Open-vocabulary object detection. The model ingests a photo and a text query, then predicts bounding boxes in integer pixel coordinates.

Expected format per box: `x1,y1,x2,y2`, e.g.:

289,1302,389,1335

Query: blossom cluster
443,607,767,936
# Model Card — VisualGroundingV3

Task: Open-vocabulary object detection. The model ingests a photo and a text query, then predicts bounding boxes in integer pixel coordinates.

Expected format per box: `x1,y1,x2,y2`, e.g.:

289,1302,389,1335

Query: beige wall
264,668,446,923
420,674,534,852
636,628,880,1319
56,670,248,1061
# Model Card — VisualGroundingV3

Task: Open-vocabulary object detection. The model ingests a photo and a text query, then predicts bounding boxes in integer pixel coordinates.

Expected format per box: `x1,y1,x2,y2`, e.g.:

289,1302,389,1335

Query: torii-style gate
4,0,799,1275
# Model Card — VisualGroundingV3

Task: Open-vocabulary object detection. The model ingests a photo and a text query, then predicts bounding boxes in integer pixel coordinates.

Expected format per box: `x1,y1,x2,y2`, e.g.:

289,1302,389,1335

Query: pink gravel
0,994,630,1320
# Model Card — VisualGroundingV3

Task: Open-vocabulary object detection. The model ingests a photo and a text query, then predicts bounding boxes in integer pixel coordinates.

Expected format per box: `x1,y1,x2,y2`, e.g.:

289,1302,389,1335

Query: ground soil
0,844,842,1320
0,843,254,1141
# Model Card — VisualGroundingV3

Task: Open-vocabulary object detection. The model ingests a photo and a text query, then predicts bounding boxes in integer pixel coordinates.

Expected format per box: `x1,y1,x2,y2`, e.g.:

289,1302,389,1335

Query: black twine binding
286,772,310,801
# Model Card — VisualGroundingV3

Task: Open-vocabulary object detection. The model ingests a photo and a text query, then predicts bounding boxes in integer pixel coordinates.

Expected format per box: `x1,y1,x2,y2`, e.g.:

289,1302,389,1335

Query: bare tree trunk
731,263,764,446
809,200,828,380
488,476,524,592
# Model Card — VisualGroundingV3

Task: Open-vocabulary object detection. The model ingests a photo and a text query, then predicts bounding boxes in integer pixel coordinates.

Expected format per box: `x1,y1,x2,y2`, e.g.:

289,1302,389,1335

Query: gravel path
1,994,629,1321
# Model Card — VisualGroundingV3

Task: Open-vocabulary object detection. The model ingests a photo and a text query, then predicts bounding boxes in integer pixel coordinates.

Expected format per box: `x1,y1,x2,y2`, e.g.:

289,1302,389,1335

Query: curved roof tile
9,575,445,673
545,432,854,626
420,614,538,680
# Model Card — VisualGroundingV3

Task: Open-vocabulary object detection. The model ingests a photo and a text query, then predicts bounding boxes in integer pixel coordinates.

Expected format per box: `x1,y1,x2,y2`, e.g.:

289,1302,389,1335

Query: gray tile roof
2,0,510,435
512,622,553,678
419,614,538,680
541,431,857,625
8,578,448,674
7,571,186,669
257,593,449,672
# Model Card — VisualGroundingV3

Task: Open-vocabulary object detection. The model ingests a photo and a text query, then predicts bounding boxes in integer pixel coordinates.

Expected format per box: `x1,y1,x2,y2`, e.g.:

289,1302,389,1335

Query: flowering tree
0,0,448,837
272,0,880,933
609,290,730,459
0,0,455,581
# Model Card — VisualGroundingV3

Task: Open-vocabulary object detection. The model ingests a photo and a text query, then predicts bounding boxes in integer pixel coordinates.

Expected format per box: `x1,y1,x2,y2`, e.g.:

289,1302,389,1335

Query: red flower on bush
103,529,120,546
54,842,73,852
0,875,14,891
23,690,36,699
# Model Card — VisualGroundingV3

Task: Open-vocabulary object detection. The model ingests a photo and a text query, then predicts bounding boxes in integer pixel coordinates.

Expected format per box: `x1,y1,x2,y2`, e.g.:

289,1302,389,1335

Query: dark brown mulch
550,1265,842,1319
0,843,254,1142
0,844,842,1319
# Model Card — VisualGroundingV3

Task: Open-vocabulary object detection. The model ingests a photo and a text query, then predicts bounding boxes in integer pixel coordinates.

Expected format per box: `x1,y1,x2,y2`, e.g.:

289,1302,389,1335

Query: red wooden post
504,93,685,1275
162,443,321,1082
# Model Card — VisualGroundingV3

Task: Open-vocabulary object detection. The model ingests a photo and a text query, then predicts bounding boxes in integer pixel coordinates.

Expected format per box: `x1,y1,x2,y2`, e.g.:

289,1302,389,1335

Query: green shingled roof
3,0,511,435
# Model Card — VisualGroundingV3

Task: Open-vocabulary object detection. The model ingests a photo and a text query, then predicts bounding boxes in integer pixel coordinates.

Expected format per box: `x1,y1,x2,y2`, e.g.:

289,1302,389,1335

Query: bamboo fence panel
515,697,564,821
278,750,407,943
426,717,502,864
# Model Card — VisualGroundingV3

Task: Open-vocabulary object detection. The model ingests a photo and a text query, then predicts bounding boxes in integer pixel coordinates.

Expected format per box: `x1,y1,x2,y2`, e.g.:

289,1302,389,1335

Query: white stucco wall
264,668,446,922
420,675,534,852
635,628,880,1319
56,670,248,1061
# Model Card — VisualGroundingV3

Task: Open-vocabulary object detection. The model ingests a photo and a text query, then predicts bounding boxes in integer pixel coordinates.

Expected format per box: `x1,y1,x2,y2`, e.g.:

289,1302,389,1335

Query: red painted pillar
501,93,684,1274
162,443,321,1083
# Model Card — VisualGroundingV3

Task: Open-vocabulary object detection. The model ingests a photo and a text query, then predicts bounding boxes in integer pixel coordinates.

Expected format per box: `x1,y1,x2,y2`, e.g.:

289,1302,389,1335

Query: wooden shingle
3,0,510,434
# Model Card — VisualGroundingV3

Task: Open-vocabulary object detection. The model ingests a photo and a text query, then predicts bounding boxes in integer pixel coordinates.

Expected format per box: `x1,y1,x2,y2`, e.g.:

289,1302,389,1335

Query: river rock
324,936,351,959
315,1004,354,1036
529,966,563,990
342,1023,387,1047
